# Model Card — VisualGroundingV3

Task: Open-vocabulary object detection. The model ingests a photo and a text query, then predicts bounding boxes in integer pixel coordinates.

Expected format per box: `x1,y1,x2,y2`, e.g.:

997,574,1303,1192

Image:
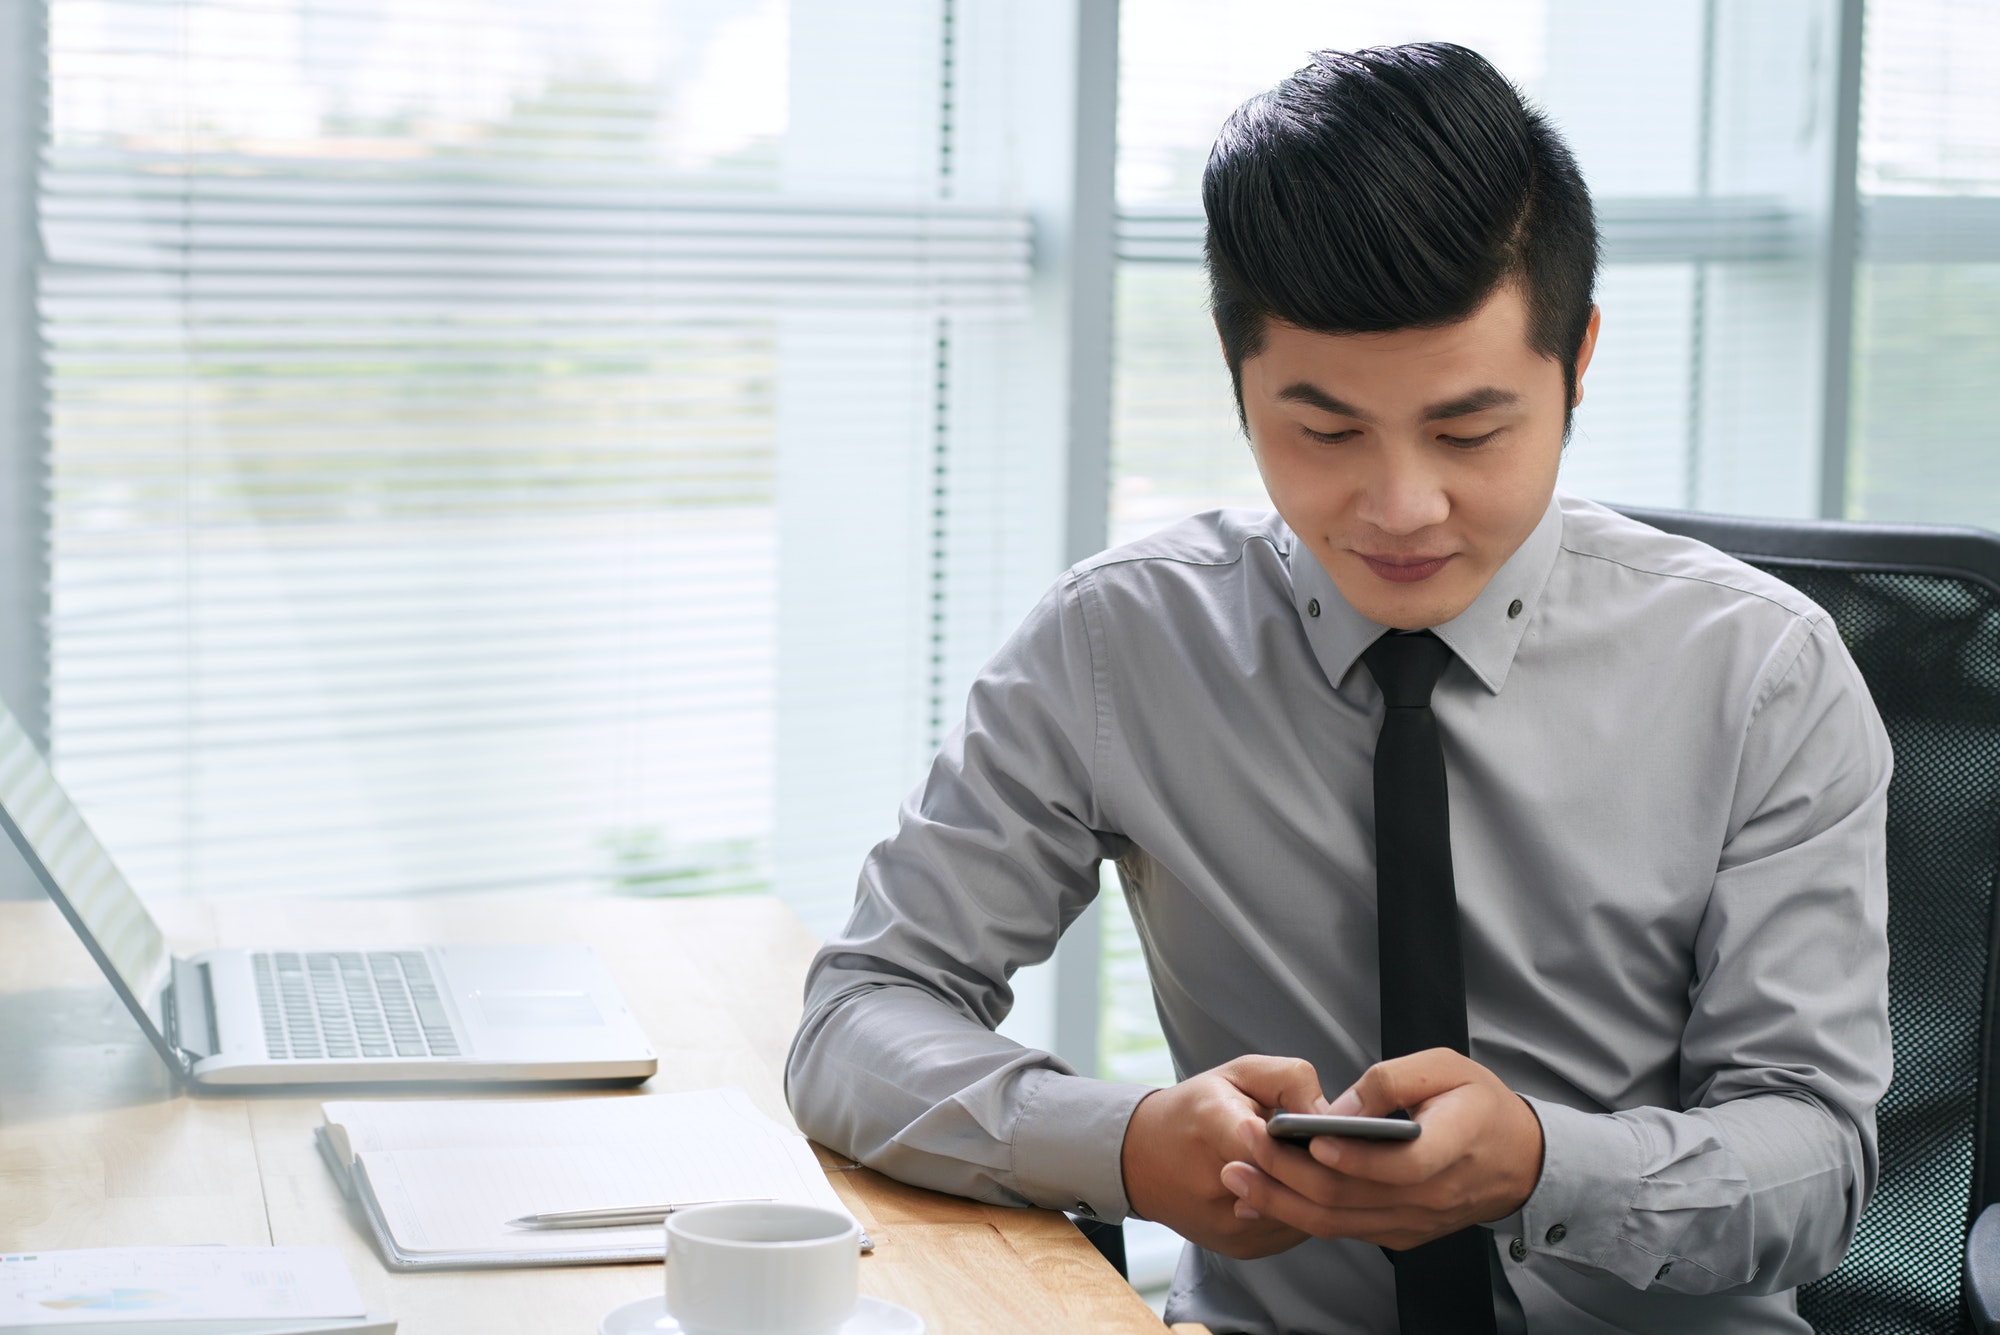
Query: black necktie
1360,631,1497,1335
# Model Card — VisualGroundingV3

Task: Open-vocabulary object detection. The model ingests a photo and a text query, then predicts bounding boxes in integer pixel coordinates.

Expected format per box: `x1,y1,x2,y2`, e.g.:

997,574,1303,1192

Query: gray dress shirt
786,493,1893,1334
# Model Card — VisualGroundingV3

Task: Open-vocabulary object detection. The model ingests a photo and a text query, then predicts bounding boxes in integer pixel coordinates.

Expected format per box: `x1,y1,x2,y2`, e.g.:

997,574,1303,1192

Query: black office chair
1620,505,2000,1335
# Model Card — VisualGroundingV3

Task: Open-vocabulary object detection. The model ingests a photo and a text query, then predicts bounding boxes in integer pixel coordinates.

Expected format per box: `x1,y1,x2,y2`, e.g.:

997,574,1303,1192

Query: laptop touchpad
474,991,604,1027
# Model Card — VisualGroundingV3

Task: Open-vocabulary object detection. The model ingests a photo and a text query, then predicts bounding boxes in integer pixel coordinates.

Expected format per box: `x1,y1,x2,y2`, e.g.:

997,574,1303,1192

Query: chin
1368,609,1449,632
1322,552,1474,629
1353,588,1467,631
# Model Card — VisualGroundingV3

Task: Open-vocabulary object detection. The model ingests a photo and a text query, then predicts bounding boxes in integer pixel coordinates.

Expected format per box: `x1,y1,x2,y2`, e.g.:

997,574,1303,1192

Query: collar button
1507,598,1523,619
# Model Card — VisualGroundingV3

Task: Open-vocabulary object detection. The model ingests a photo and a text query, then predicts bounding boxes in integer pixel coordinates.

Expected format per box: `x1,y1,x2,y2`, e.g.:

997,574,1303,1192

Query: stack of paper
0,1246,392,1334
316,1088,851,1272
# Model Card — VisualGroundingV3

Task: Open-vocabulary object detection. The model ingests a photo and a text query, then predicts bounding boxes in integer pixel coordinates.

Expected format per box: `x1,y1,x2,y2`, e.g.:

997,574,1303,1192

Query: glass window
1847,0,2000,526
38,0,1047,932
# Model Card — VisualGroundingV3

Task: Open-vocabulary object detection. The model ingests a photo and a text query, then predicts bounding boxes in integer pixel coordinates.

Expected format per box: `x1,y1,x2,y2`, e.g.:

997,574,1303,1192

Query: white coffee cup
664,1202,860,1335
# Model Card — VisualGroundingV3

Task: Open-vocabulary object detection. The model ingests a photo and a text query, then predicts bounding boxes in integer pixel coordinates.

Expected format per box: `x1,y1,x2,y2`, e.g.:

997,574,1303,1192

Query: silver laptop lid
0,701,180,1069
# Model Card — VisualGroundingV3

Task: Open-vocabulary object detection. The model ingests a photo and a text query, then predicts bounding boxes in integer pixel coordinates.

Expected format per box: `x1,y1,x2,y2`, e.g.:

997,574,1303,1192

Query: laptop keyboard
252,950,461,1060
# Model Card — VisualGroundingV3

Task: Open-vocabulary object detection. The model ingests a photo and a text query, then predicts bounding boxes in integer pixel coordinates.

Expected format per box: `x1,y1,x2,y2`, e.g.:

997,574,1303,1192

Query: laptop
0,703,658,1088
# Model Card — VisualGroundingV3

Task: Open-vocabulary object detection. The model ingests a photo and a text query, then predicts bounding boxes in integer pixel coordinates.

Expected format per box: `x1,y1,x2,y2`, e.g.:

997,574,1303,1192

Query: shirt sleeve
784,571,1157,1221
1503,612,1894,1296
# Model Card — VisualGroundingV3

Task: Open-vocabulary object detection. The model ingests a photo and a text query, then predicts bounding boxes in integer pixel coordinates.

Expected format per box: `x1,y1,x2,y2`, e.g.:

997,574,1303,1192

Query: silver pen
507,1197,775,1228
505,1199,874,1252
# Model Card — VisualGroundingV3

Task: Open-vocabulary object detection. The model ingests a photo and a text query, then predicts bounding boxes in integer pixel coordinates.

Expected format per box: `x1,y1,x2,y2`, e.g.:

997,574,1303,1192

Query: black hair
1202,42,1598,429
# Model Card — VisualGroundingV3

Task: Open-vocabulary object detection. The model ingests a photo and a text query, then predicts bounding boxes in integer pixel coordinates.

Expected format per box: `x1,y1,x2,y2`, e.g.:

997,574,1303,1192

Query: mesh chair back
1622,507,2000,1335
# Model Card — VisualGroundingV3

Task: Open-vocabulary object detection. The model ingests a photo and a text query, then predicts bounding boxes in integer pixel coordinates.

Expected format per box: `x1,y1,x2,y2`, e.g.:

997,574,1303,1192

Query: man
787,43,1891,1334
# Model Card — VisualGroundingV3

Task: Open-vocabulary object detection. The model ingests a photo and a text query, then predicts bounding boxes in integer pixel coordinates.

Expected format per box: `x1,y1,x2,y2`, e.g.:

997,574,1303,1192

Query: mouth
1356,552,1455,584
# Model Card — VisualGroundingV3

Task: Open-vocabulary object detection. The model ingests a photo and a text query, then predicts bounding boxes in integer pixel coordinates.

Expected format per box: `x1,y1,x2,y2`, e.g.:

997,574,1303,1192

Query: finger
1235,1155,1416,1211
1234,1117,1347,1202
1220,1055,1329,1117
1220,1161,1343,1237
1222,1163,1458,1249
1341,1048,1480,1118
1311,1072,1496,1185
1312,1071,1512,1191
1305,1130,1439,1187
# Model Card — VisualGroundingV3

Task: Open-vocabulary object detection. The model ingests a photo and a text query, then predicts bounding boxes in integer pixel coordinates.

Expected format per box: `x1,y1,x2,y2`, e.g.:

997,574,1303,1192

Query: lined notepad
317,1089,851,1271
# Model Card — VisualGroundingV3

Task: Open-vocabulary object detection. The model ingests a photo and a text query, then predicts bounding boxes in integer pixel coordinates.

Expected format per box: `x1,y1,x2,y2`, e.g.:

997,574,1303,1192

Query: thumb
1331,1048,1478,1117
1221,1055,1331,1116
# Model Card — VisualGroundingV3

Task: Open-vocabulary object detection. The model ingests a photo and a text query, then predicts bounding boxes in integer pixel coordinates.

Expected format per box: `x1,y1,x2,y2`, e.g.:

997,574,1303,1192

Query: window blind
1848,0,2000,527
40,0,1033,902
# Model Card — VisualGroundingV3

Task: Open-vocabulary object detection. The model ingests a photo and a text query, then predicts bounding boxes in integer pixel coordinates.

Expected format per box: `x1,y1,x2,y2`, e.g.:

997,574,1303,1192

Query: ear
1571,305,1603,408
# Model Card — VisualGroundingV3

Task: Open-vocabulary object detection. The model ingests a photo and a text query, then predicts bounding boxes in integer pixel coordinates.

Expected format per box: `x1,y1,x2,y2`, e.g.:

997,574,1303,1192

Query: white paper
323,1089,769,1158
323,1088,850,1258
0,1248,366,1327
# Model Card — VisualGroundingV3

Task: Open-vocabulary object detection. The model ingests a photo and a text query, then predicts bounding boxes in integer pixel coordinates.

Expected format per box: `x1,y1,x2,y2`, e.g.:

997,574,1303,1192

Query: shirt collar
1285,493,1564,696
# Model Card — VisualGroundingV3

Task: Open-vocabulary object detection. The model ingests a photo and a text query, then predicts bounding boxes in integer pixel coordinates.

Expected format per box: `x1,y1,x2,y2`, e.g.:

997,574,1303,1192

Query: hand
1120,1055,1329,1260
1217,1048,1544,1252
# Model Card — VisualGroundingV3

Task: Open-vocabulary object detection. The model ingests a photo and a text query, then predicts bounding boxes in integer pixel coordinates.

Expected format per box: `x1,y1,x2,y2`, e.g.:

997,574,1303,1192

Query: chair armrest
1966,1203,2000,1332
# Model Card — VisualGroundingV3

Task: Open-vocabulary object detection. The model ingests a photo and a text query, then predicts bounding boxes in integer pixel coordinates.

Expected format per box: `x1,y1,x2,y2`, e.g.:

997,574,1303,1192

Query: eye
1439,429,1500,449
1302,426,1358,445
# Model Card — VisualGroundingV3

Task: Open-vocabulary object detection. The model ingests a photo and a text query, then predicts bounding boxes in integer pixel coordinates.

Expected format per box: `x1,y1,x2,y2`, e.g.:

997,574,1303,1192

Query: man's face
1240,283,1598,630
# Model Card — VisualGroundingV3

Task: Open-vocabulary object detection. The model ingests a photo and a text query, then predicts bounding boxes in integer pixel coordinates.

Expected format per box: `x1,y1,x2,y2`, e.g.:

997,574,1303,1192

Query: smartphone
1265,1112,1421,1143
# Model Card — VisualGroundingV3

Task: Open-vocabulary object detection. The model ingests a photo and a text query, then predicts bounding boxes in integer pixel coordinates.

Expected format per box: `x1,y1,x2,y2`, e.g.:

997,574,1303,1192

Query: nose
1352,442,1449,537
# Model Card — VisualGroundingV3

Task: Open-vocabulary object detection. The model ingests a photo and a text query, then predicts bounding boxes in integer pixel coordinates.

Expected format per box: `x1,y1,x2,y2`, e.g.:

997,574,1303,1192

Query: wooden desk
0,894,1204,1335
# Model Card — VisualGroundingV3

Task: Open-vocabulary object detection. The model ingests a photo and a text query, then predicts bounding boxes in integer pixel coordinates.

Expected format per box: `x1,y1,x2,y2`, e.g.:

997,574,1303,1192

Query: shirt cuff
1507,1096,1648,1284
1008,1069,1155,1222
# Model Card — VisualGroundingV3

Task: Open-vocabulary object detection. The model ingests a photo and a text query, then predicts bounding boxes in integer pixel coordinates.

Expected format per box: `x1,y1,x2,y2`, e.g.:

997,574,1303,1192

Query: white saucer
598,1294,925,1335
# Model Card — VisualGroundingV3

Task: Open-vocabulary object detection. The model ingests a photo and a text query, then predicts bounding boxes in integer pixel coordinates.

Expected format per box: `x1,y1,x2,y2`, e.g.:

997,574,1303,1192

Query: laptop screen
0,704,171,1028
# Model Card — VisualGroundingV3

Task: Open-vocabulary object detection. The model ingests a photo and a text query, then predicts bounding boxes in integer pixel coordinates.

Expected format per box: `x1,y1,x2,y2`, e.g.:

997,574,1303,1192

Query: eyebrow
1274,382,1522,423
